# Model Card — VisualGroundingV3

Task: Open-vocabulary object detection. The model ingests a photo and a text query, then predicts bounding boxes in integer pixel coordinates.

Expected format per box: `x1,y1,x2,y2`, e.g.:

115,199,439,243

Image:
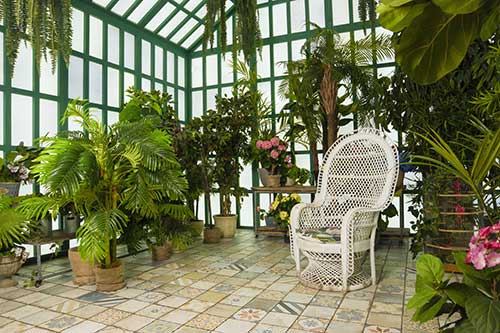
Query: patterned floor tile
302,305,336,319
158,295,190,308
69,304,107,319
196,290,227,302
114,299,150,313
233,308,267,322
77,291,127,307
61,320,105,333
272,301,306,315
334,308,368,323
250,323,288,333
261,312,298,328
216,318,256,332
204,304,241,317
160,309,198,324
187,313,225,330
137,304,174,318
220,294,253,307
92,308,130,325
39,315,82,332
292,316,329,332
114,314,155,331
364,326,401,333
180,299,214,312
139,320,179,333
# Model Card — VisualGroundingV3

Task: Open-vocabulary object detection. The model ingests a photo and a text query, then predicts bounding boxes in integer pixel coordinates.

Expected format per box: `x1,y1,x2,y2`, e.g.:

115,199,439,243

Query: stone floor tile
250,323,287,333
160,309,198,324
92,308,130,325
158,296,190,308
61,320,106,333
0,301,24,314
204,303,240,317
180,299,214,312
114,299,150,313
327,320,364,333
39,315,82,332
216,318,256,332
233,308,267,322
301,305,336,319
137,304,174,318
4,305,42,320
114,314,155,331
186,313,225,330
364,325,401,333
139,320,179,333
196,290,227,302
20,309,60,325
220,294,253,307
291,316,329,332
0,321,33,333
69,304,107,319
260,312,298,328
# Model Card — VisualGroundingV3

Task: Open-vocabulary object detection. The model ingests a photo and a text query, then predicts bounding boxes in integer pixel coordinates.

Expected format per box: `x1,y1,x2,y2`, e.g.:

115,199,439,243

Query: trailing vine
358,0,377,31
0,0,72,76
203,0,261,65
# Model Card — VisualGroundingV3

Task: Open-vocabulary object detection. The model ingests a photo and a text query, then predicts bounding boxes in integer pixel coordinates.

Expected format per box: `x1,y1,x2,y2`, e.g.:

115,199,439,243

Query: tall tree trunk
310,141,319,184
320,65,339,149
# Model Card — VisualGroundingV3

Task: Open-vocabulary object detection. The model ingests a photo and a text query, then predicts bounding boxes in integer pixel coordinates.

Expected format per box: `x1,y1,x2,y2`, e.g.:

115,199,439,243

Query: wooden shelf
251,186,317,194
26,231,76,245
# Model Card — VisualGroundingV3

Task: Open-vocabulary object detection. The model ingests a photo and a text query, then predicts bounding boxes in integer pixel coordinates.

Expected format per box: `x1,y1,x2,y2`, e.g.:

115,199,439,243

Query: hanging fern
0,0,72,76
203,0,261,66
358,0,377,32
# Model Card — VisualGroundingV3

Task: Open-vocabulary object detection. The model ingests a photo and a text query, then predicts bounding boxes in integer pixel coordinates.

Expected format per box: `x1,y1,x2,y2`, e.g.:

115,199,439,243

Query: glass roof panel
181,25,204,49
159,11,187,37
111,0,135,16
184,0,203,12
170,18,198,43
93,0,113,7
145,3,176,31
128,0,159,23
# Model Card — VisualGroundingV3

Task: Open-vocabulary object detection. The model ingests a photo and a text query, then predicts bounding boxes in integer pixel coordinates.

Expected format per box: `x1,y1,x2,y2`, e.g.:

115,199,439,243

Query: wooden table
251,186,317,238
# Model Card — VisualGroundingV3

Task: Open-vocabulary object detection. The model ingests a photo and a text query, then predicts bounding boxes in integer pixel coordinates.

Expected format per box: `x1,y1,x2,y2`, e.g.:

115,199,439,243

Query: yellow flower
290,193,301,202
279,211,288,220
271,200,279,210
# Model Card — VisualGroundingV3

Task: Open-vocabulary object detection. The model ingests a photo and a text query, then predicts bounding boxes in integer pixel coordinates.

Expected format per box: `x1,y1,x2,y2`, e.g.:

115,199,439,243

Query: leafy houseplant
0,143,42,197
20,100,188,291
408,222,500,332
0,194,29,287
258,194,302,231
0,0,72,75
286,165,310,186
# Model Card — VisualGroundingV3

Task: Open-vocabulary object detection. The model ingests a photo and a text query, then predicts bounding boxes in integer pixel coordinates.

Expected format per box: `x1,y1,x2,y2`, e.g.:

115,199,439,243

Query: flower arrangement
255,137,291,175
258,193,301,230
408,222,500,331
0,143,41,184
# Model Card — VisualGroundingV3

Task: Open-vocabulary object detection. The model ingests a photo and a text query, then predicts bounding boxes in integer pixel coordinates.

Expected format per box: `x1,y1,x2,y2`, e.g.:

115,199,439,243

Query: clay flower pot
151,242,172,261
0,247,28,288
203,227,221,244
68,247,95,286
214,215,237,238
95,260,125,292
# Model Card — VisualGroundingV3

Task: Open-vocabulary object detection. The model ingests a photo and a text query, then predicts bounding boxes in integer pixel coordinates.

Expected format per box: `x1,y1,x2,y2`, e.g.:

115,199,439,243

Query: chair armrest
341,206,383,235
290,201,323,231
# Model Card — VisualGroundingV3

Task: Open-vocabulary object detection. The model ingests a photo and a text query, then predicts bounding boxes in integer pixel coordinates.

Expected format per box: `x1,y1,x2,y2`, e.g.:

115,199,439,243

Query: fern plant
18,100,188,268
203,0,261,65
0,0,72,75
0,194,28,256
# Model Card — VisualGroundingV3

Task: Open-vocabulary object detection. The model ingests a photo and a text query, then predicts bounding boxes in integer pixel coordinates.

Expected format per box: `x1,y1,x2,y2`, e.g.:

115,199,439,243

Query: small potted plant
259,193,302,237
0,143,41,197
0,194,29,288
286,165,310,186
255,137,291,187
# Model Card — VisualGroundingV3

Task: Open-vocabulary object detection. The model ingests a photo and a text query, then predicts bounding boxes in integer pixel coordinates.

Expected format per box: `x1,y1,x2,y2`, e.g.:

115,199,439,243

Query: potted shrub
285,165,310,186
255,136,291,187
0,143,41,197
0,194,29,288
20,100,188,291
258,193,302,242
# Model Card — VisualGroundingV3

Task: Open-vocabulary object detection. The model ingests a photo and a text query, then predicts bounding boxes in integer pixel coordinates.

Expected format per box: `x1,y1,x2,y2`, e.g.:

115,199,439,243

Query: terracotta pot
214,215,237,238
151,242,172,261
0,247,28,288
95,261,125,292
203,227,221,244
191,220,204,237
68,247,95,286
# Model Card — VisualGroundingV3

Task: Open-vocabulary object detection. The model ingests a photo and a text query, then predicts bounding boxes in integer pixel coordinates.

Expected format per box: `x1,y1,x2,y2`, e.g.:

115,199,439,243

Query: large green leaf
454,319,477,333
383,0,415,6
480,5,500,40
432,0,482,14
396,4,479,84
412,295,448,322
377,2,430,32
444,282,478,308
407,276,437,309
416,254,445,284
465,295,500,333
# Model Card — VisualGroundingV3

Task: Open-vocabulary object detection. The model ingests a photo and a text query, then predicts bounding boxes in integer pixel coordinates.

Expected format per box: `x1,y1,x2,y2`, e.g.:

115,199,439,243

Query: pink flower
454,180,461,192
262,141,272,150
455,204,465,213
270,137,280,147
479,226,492,239
284,155,291,163
470,244,487,270
256,140,263,149
287,163,293,169
487,252,500,267
270,150,280,159
278,145,286,151
492,221,500,233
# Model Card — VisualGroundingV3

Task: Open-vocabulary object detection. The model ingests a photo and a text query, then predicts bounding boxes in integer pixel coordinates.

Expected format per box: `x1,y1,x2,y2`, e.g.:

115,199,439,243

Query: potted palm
20,100,187,291
0,194,29,287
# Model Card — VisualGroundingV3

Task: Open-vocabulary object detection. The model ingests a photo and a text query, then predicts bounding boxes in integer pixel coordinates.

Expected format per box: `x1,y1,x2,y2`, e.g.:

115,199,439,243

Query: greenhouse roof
89,0,233,52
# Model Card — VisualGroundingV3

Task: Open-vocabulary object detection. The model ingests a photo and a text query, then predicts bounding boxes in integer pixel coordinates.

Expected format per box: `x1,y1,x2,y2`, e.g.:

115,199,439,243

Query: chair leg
341,251,348,291
370,230,377,285
294,241,301,273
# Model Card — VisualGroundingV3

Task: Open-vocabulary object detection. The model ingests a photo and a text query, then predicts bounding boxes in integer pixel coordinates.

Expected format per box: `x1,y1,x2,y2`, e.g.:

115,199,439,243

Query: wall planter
203,227,221,244
151,242,172,261
0,247,28,288
68,247,95,286
214,215,237,238
95,261,125,291
0,182,20,197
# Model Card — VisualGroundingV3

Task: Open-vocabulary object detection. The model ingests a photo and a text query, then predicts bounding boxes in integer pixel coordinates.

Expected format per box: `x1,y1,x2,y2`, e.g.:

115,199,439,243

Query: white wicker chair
289,128,399,292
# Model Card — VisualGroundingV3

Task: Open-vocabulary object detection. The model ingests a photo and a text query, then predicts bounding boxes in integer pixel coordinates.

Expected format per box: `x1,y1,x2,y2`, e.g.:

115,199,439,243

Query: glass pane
178,57,185,87
146,3,175,31
155,46,163,79
291,0,305,33
142,78,151,91
272,4,287,36
178,90,185,121
171,18,198,44
274,42,288,77
333,0,350,25
89,62,102,104
167,52,175,83
192,57,203,88
309,0,325,27
11,94,32,146
274,80,286,113
108,67,119,108
69,56,84,99
124,32,135,69
154,81,164,92
108,111,119,126
40,57,58,96
159,12,187,37
12,43,32,91
206,55,218,86
206,88,217,110
192,90,203,118
72,9,84,52
221,53,233,84
141,40,151,75
257,45,270,78
89,16,103,59
181,25,204,49
128,0,157,23
167,87,175,104
91,108,102,124
124,72,135,102
0,33,3,85
291,39,303,61
0,92,3,144
259,7,269,39
108,25,120,64
39,99,58,138
239,196,253,227
111,0,135,15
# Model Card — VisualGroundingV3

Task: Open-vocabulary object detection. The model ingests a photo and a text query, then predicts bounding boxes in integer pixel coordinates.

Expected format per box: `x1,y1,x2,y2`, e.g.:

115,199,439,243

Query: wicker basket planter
425,192,482,271
95,261,125,292
0,247,28,288
68,247,95,286
203,227,221,244
151,242,172,261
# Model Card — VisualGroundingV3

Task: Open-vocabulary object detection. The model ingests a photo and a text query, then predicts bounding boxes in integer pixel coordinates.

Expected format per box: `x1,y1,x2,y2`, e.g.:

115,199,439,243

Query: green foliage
408,253,500,332
286,166,310,186
203,0,261,65
0,0,72,76
0,143,42,183
378,203,398,232
0,195,28,255
21,100,187,267
377,0,500,84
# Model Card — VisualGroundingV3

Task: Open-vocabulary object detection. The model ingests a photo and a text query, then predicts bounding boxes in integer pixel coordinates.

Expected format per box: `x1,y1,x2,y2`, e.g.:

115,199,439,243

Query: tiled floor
1,230,438,333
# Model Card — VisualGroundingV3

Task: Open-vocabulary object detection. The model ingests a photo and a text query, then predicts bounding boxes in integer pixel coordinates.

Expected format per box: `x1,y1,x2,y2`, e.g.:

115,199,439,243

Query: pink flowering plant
255,136,291,175
0,143,41,184
408,222,500,332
